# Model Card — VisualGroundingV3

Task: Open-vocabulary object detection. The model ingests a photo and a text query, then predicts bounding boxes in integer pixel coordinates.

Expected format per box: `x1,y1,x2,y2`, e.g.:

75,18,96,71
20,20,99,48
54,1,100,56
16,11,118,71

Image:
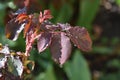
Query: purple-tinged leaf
40,20,61,31
37,32,52,53
57,23,71,31
50,32,72,65
14,7,27,15
9,7,27,18
66,27,92,52
5,18,26,41
40,21,71,31
60,32,72,65
50,32,61,64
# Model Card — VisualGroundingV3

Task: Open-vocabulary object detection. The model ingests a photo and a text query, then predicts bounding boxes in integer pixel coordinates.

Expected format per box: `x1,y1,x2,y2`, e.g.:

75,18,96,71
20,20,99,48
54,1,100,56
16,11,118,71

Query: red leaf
39,10,52,23
66,27,92,52
23,20,32,37
50,32,72,65
43,10,53,19
37,32,52,53
16,14,28,23
25,30,36,56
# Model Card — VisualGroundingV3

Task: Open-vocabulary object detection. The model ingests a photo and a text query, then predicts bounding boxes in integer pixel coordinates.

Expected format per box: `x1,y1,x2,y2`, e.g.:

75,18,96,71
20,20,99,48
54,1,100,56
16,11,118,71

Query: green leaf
77,0,100,30
7,56,23,77
0,9,6,25
49,4,58,23
92,46,113,54
116,0,120,5
35,64,56,80
7,58,19,76
7,1,16,9
55,3,73,23
100,73,118,80
107,59,120,68
64,50,91,80
44,64,56,80
0,3,6,10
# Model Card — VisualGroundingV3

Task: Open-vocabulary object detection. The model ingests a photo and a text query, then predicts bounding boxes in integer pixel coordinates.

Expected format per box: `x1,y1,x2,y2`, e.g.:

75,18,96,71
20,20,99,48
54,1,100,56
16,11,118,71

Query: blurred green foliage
77,0,100,30
116,0,120,5
0,0,120,80
64,50,91,80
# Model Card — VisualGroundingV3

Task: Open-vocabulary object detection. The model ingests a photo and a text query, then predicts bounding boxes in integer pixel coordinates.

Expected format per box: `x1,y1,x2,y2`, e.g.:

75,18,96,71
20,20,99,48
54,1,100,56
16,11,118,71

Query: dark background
0,0,120,80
